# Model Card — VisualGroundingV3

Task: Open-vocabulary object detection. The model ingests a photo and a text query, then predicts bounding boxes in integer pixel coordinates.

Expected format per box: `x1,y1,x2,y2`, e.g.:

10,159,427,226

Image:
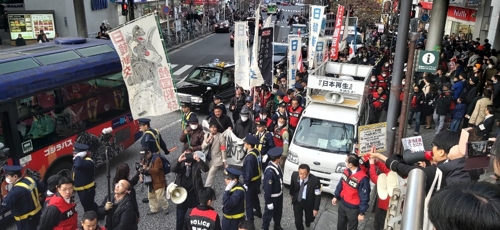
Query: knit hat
475,63,482,69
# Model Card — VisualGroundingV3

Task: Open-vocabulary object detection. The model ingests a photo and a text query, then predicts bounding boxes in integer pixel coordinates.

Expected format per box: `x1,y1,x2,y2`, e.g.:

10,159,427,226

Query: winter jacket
180,126,205,152
144,154,167,191
98,195,138,230
435,91,452,115
452,80,466,100
469,97,492,125
410,92,425,112
451,103,467,119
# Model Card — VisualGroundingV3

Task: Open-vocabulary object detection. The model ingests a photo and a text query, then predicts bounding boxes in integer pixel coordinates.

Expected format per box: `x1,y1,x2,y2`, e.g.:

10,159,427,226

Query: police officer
254,120,275,168
72,143,97,213
184,187,222,230
1,165,45,230
294,82,305,107
181,102,198,130
262,148,284,230
331,154,371,230
242,134,263,229
138,118,172,155
222,168,246,230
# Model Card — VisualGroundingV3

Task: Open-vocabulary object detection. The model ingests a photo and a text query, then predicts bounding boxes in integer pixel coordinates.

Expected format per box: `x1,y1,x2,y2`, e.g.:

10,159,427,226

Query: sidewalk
313,194,375,230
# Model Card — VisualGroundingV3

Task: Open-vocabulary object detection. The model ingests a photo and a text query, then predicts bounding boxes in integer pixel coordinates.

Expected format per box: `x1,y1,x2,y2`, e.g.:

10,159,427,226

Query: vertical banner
234,21,251,90
287,35,301,88
250,6,264,88
259,27,274,86
308,5,325,68
109,14,178,119
329,5,345,61
314,37,326,69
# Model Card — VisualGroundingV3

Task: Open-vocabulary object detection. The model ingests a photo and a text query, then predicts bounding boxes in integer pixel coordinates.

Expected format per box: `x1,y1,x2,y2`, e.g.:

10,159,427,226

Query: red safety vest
371,92,387,110
48,195,78,230
377,75,388,89
287,106,303,127
340,169,368,206
255,117,273,129
188,207,218,230
368,81,378,93
273,126,288,147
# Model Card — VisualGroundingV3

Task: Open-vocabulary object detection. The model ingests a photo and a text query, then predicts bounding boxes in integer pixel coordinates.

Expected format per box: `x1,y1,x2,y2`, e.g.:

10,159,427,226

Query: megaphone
324,93,344,104
166,182,187,204
386,171,399,197
194,151,206,162
377,174,388,199
402,149,433,165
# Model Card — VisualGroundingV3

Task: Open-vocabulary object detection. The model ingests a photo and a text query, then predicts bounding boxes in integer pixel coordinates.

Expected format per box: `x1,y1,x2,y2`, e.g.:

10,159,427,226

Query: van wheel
46,161,73,182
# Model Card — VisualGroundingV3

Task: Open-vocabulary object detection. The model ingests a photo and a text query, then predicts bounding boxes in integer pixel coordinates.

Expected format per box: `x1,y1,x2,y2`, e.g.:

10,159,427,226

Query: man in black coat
209,105,234,133
97,180,138,230
171,149,209,230
290,164,322,230
470,105,496,140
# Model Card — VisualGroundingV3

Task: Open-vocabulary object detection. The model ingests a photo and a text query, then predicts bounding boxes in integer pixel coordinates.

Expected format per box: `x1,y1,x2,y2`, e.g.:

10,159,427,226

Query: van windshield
293,117,354,153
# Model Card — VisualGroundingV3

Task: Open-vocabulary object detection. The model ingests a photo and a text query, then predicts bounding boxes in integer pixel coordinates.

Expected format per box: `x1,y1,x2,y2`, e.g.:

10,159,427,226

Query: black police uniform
294,82,306,107
72,143,97,213
138,118,169,154
242,134,263,222
1,166,45,230
181,103,198,129
254,121,275,168
262,148,284,230
222,168,246,230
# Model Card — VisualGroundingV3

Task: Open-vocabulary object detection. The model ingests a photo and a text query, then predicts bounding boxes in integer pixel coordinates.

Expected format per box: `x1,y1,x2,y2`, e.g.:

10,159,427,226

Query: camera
467,141,493,157
185,153,194,162
135,162,141,171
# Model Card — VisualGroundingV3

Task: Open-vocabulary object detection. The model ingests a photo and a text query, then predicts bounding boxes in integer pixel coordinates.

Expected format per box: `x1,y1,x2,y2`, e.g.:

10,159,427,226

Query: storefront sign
8,13,56,40
447,6,476,22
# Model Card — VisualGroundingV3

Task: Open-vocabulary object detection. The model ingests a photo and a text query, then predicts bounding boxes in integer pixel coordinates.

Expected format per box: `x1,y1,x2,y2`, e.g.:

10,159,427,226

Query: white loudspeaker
377,173,388,200
194,151,206,162
324,93,345,104
386,171,400,197
166,182,187,204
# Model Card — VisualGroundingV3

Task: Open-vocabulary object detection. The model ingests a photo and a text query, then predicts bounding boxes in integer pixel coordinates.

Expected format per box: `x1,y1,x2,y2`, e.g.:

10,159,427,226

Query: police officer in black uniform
138,118,171,155
294,82,306,107
1,165,45,230
181,102,198,130
184,187,222,230
72,143,98,213
222,168,246,230
254,120,275,168
242,134,263,230
262,147,284,230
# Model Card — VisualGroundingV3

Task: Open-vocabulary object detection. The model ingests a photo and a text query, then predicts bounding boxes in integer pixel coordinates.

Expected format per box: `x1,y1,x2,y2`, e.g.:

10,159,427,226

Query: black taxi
176,59,235,112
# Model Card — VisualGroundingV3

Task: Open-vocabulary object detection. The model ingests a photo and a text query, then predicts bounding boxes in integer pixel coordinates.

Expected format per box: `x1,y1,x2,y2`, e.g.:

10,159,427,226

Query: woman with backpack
407,86,425,135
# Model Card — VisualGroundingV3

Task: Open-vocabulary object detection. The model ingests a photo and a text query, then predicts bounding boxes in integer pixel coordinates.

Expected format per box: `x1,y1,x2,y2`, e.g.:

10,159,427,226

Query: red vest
377,75,388,89
287,106,303,127
371,92,387,109
273,126,288,147
368,81,378,93
340,169,368,206
255,117,273,129
189,207,218,230
48,195,78,230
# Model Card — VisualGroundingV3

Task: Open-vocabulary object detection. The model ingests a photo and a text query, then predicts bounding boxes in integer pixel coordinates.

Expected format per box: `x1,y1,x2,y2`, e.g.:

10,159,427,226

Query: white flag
308,5,325,69
250,6,264,87
234,22,250,90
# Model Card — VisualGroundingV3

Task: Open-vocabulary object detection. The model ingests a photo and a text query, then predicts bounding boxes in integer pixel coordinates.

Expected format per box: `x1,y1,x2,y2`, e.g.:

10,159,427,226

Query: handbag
143,175,152,184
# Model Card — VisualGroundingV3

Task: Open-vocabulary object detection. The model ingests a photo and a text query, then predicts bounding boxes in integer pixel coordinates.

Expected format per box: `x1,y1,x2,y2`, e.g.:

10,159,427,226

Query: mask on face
488,64,494,68
190,125,198,130
260,115,267,119
278,122,285,127
363,59,367,62
385,64,389,67
5,178,13,184
371,78,376,82
241,116,249,122
272,89,278,93
382,74,387,77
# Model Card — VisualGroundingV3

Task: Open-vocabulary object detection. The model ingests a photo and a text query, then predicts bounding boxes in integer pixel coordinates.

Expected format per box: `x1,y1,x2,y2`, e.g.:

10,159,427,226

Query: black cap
255,120,267,127
214,95,222,100
137,118,151,125
181,102,191,108
267,147,283,158
276,90,285,97
73,143,89,152
188,115,199,124
244,134,259,144
260,108,268,114
245,96,253,102
225,168,242,179
278,102,287,107
3,165,23,175
294,82,304,90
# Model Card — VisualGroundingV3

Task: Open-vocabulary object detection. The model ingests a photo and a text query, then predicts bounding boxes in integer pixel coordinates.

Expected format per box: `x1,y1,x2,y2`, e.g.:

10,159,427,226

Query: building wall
83,1,119,35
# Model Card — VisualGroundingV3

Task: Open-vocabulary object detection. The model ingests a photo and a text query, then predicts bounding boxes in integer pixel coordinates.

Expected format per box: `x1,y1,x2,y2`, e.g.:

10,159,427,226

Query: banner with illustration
109,14,178,119
287,35,301,88
308,5,325,68
258,27,274,86
234,21,251,90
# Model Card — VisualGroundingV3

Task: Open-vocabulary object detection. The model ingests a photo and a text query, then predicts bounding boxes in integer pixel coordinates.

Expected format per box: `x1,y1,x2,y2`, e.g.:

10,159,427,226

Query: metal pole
385,0,412,157
395,32,419,154
401,169,426,230
128,0,135,21
424,0,449,52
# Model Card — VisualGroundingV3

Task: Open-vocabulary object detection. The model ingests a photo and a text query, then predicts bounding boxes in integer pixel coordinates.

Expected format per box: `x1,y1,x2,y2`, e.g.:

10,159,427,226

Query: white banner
264,16,272,28
250,6,264,88
288,35,301,88
314,37,327,69
308,75,365,96
308,5,325,68
109,14,178,119
234,22,251,90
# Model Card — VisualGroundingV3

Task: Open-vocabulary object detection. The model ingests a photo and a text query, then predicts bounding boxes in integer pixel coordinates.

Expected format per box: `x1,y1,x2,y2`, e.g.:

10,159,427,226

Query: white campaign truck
283,62,372,194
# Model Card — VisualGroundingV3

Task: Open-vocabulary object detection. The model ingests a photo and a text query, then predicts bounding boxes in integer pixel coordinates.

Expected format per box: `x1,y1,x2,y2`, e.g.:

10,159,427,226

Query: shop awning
418,2,433,10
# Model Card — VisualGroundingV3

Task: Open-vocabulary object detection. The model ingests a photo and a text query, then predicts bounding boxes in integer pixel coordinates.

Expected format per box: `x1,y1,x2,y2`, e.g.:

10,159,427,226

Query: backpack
152,153,171,175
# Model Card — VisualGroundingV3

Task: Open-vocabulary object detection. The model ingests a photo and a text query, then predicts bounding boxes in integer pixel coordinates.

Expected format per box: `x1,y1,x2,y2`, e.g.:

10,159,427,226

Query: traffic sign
420,13,429,22
162,6,170,14
416,50,439,73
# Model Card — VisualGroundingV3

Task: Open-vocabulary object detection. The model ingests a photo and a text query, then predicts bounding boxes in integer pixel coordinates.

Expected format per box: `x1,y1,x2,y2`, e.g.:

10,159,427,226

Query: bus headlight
335,162,346,173
191,96,203,103
287,150,299,164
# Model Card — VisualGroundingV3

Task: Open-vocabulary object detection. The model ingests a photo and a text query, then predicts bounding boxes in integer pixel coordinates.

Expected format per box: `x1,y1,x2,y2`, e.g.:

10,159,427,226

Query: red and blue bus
0,38,140,222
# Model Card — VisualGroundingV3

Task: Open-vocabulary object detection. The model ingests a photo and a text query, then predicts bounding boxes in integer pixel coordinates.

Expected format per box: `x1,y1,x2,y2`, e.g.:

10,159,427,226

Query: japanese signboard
416,50,440,73
308,5,325,68
287,35,301,88
308,75,365,95
258,27,274,86
109,14,178,119
329,5,345,61
314,37,327,69
358,122,387,154
401,136,425,153
250,7,264,88
8,13,56,40
234,21,251,90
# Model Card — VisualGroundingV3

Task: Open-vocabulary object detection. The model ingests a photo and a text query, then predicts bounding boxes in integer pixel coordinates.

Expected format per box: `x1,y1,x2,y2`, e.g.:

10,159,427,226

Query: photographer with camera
139,148,168,216
370,130,470,194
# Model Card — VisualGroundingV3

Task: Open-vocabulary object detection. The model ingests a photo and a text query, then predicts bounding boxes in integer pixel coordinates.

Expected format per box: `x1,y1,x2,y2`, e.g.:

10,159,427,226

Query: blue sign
162,6,170,14
421,14,430,22
112,113,133,129
92,0,108,11
291,40,298,51
313,8,321,19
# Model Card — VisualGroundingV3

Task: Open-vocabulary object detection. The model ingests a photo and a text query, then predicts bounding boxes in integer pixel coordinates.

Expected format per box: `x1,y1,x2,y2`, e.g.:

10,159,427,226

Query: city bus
267,3,278,15
0,38,139,222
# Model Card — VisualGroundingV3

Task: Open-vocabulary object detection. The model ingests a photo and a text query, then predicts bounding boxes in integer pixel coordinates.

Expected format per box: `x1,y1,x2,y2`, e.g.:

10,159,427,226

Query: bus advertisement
0,38,140,222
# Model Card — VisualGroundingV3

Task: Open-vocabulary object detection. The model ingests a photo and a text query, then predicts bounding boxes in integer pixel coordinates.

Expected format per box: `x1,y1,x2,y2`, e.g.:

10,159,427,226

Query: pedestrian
112,163,140,221
262,147,284,230
38,177,78,230
272,116,289,169
78,211,106,230
15,34,26,46
0,165,45,230
433,84,452,134
254,120,275,167
184,187,222,230
140,148,169,215
209,105,234,133
230,87,247,122
450,97,466,132
72,143,98,213
331,154,371,230
232,108,255,139
203,121,228,187
290,164,322,230
171,149,209,230
97,180,138,230
287,98,303,134
181,102,198,130
242,134,263,229
180,115,204,152
222,168,246,230
407,86,425,135
255,108,273,132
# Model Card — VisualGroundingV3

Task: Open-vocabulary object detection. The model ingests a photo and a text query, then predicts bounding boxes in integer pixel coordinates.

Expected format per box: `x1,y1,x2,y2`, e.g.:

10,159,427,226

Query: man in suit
290,164,322,230
471,105,496,140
